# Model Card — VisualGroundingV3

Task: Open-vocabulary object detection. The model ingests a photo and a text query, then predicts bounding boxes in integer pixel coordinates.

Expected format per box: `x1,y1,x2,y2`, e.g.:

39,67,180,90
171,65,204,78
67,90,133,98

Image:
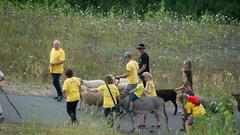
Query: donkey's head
232,93,240,102
232,93,240,112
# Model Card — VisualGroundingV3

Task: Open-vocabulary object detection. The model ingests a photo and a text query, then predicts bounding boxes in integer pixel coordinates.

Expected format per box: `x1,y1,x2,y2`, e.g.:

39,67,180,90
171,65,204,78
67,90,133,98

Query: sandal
137,123,146,128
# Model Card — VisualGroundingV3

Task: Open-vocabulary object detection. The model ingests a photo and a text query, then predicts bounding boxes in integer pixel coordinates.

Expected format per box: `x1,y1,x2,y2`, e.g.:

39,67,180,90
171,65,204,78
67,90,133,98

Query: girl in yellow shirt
89,75,121,118
138,72,158,128
143,72,157,97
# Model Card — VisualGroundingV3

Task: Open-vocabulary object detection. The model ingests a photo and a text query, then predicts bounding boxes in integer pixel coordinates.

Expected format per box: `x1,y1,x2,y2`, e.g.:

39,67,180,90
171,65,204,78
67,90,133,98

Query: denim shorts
129,94,138,102
187,116,194,124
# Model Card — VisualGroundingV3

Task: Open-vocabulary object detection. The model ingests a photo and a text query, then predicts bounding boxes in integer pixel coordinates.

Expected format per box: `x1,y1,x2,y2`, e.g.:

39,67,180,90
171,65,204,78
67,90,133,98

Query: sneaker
53,96,59,100
137,123,146,128
126,108,133,113
0,113,5,122
57,96,63,102
72,120,79,126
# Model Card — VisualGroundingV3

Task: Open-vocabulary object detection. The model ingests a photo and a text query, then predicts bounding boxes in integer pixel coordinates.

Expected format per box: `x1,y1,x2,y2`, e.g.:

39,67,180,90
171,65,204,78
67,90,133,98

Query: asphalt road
0,94,239,135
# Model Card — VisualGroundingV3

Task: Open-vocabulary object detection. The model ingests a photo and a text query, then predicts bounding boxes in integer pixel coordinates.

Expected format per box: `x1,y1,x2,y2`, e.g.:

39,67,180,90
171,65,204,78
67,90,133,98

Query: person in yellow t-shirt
63,69,81,125
48,40,65,102
126,76,144,113
138,72,157,127
116,51,139,94
143,72,157,97
177,94,206,133
88,75,121,118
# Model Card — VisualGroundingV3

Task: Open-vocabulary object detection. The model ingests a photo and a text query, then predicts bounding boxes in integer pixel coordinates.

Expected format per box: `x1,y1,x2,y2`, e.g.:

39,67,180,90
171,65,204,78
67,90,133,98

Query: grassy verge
0,122,123,135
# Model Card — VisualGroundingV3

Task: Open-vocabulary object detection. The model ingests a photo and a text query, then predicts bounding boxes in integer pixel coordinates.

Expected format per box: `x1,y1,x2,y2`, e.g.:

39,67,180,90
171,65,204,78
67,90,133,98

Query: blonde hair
183,59,192,69
53,40,61,46
143,72,153,80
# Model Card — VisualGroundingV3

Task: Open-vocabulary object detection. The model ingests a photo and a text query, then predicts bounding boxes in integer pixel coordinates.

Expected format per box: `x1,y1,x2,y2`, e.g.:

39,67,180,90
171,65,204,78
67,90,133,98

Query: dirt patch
0,82,55,97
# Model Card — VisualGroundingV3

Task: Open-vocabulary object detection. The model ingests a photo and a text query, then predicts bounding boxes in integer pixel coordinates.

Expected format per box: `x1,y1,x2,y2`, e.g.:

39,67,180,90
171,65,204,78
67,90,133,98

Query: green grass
0,2,239,135
0,121,122,135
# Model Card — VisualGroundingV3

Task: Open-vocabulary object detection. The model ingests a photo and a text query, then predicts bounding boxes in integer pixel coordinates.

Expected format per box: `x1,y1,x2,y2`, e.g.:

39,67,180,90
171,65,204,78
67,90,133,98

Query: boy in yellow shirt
116,51,139,94
126,76,144,113
89,75,121,118
49,40,65,102
177,94,206,133
63,69,81,125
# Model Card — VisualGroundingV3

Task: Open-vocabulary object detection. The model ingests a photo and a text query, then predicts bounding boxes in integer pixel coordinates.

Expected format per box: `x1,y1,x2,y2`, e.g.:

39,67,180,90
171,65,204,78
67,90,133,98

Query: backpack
187,96,200,106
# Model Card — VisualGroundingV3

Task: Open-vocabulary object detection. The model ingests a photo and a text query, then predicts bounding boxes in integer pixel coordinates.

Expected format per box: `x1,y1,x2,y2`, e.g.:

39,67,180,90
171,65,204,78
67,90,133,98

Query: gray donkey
117,95,169,132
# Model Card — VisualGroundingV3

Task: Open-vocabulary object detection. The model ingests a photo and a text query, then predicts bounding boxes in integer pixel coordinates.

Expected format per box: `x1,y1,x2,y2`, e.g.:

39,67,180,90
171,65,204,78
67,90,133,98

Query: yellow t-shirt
134,83,144,97
97,84,120,108
185,101,206,117
146,81,157,97
126,60,139,84
63,77,80,102
49,48,65,73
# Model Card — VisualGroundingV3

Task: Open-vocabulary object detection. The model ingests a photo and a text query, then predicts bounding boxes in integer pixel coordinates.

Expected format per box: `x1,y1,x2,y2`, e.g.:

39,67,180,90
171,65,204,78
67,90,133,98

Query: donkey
156,89,178,115
117,95,169,132
232,93,240,112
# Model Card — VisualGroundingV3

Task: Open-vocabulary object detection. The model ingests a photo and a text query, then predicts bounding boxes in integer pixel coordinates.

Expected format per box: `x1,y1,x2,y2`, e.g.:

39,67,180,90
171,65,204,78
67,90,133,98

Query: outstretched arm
88,88,98,92
116,70,130,79
175,85,185,90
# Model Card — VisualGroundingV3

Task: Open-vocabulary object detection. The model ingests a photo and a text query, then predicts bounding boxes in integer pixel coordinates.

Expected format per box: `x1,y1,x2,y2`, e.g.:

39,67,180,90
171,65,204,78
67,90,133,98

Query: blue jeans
52,73,62,96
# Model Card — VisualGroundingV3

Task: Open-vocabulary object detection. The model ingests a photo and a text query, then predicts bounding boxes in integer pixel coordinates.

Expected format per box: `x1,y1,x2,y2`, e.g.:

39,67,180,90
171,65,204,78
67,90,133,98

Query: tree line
5,0,240,19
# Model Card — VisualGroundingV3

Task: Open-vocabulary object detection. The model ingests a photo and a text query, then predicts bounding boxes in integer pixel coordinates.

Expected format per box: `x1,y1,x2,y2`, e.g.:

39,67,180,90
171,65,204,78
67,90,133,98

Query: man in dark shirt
136,43,150,87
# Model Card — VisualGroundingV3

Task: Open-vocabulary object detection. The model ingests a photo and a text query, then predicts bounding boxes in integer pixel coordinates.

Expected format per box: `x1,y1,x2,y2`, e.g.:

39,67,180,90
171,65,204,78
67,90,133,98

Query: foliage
187,96,239,135
3,0,240,20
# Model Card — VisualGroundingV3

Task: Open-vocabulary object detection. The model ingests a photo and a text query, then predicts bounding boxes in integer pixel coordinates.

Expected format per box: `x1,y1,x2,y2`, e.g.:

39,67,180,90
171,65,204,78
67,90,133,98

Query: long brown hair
104,74,114,84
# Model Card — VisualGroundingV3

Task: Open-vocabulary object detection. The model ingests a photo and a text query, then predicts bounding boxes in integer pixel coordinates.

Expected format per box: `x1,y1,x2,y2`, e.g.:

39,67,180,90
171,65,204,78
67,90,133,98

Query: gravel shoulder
0,81,55,97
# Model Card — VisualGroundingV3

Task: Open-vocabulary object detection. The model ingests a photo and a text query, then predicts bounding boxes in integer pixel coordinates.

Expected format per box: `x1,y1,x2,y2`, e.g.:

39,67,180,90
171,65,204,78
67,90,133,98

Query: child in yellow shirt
126,76,144,113
89,75,121,118
143,72,157,97
177,94,206,133
63,69,81,125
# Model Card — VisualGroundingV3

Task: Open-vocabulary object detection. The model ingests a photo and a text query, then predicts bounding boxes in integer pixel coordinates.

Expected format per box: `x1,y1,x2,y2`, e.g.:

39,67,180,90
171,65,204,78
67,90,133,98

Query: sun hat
136,43,146,49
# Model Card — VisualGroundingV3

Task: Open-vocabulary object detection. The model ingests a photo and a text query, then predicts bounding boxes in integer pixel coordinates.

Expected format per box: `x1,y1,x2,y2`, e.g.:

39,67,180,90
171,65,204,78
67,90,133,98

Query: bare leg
129,101,133,110
185,120,190,133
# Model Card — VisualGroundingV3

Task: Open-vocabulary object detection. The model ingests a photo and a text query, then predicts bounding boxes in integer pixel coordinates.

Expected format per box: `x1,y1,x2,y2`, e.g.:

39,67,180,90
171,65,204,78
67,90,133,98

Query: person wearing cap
116,51,139,94
48,40,65,102
0,70,5,121
136,44,150,87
